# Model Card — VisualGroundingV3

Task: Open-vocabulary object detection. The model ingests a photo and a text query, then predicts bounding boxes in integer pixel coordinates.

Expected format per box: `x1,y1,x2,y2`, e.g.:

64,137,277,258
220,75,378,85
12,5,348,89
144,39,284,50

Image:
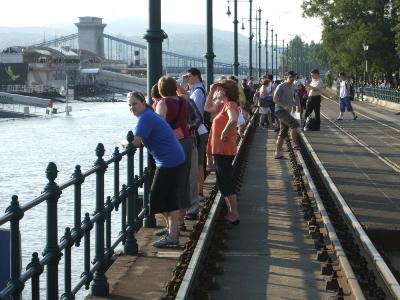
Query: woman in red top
156,76,193,232
205,79,240,225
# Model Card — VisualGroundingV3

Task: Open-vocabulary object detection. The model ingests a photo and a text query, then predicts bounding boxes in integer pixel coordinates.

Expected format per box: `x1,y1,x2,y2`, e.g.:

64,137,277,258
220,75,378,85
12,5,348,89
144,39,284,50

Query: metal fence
0,131,155,299
362,86,400,104
335,82,400,105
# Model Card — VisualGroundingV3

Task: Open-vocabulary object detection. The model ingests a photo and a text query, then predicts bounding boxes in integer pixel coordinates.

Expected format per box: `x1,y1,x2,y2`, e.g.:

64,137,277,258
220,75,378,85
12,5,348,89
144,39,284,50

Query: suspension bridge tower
75,17,106,57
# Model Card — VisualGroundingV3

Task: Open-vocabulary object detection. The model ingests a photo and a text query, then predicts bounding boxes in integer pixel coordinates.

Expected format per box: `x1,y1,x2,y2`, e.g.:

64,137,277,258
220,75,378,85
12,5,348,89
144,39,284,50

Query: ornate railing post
81,213,93,290
91,143,109,296
139,146,144,178
43,162,62,299
5,195,24,300
120,184,127,245
26,252,43,300
72,165,84,246
113,147,122,211
61,228,74,300
143,167,156,228
124,131,139,254
105,196,114,262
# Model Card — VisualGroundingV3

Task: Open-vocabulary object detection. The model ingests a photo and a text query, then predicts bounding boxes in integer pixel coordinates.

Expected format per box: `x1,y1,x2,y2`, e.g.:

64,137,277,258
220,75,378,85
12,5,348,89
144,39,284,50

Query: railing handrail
0,148,130,227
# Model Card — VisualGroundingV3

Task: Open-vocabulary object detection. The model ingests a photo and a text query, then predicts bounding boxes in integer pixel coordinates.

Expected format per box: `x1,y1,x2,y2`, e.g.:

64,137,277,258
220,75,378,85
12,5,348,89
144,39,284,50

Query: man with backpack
337,71,358,121
183,68,209,214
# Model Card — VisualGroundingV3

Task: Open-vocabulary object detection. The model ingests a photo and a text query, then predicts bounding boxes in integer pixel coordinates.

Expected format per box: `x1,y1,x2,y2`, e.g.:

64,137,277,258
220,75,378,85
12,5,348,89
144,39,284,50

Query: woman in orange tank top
205,79,240,225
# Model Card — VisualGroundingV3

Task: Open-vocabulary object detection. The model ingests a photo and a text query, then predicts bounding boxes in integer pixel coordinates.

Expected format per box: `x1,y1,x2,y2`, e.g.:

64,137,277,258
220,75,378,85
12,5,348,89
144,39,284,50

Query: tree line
300,0,400,85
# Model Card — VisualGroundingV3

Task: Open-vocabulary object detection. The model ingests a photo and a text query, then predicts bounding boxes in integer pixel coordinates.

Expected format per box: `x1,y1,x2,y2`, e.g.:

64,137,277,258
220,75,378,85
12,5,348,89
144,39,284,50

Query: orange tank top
207,101,239,156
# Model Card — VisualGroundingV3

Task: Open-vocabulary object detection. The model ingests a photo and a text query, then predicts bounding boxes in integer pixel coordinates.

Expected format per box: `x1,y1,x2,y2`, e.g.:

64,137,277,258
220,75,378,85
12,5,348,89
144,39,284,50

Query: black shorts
177,137,193,209
149,164,183,215
214,155,235,197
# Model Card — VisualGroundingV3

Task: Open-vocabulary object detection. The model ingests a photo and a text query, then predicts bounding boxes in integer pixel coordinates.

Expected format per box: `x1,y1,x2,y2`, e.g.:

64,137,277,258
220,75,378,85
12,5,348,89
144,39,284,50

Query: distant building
75,17,106,57
0,46,103,94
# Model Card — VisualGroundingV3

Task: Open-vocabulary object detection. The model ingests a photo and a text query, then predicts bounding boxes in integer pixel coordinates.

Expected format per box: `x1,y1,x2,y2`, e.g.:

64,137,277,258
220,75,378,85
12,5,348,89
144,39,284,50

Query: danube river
0,100,145,299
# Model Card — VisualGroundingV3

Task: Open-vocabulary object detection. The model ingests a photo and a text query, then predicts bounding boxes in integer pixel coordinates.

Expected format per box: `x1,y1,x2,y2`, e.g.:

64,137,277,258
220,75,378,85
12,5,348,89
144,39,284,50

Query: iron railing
335,81,400,105
362,86,400,104
0,131,156,299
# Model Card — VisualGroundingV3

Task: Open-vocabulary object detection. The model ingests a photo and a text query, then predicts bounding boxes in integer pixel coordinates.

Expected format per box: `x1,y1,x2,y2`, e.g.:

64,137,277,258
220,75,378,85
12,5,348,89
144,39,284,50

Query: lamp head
226,1,232,17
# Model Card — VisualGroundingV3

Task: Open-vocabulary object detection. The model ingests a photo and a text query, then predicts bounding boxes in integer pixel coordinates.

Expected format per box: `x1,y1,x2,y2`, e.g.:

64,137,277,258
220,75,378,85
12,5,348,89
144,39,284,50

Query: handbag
237,109,245,126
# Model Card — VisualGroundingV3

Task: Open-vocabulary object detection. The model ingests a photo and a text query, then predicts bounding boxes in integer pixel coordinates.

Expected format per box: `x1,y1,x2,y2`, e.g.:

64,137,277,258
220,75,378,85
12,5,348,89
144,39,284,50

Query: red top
207,101,239,156
162,96,190,139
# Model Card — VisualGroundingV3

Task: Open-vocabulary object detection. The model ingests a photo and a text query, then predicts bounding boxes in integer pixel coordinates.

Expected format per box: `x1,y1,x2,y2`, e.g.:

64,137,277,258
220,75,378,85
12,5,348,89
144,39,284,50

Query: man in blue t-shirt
126,92,185,248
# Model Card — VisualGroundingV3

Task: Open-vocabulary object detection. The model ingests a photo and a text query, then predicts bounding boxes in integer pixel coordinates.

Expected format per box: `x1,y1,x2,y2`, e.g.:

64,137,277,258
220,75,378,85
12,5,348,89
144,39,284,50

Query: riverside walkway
87,98,400,299
89,128,334,300
2,97,400,299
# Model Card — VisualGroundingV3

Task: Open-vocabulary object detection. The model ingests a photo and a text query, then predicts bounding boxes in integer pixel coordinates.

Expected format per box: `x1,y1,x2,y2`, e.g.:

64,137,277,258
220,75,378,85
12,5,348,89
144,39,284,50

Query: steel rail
323,94,400,134
297,133,365,300
300,132,400,299
320,111,400,174
175,109,258,299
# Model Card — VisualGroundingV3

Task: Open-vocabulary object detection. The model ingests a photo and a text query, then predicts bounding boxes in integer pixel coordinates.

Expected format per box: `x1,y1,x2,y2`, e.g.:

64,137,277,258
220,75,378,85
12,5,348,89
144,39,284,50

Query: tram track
297,133,400,299
320,110,400,174
162,109,400,299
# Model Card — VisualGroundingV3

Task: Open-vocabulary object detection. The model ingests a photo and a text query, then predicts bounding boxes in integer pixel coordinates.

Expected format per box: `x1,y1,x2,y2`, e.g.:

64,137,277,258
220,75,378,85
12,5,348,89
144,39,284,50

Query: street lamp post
271,28,274,80
258,8,262,78
265,20,268,75
142,0,165,229
232,0,254,76
144,0,167,106
363,42,369,85
226,0,239,76
286,43,289,72
205,0,216,92
249,0,253,76
233,0,239,76
282,39,285,78
275,33,278,80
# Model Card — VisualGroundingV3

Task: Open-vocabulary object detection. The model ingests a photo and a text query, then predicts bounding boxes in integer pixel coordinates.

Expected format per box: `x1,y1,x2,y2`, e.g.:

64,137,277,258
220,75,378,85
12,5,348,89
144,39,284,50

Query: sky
0,0,322,43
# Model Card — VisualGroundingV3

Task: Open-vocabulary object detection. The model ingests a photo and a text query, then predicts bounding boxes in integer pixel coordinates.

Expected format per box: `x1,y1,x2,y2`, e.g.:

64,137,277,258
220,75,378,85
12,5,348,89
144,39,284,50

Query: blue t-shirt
134,108,185,168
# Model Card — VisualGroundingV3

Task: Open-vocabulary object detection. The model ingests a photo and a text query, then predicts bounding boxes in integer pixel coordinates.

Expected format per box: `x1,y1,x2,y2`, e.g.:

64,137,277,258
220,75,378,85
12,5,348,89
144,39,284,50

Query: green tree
287,36,328,76
302,0,399,79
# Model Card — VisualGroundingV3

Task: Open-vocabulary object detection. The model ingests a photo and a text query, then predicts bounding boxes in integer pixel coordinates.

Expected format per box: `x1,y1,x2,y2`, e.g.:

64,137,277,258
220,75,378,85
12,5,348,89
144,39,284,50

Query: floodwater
0,100,146,299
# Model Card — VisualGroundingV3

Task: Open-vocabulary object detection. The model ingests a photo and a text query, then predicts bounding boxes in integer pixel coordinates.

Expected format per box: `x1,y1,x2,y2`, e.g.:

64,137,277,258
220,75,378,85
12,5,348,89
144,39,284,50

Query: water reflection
0,100,146,299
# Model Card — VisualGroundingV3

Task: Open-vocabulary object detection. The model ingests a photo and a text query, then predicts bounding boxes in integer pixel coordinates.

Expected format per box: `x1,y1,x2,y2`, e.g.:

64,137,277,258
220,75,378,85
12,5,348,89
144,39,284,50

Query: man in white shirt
184,68,209,218
304,69,324,130
337,71,357,121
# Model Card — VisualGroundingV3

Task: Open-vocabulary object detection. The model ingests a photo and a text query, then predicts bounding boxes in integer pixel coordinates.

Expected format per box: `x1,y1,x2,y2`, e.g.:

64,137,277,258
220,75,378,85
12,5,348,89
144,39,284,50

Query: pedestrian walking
337,71,358,121
304,69,324,130
273,71,300,159
258,78,274,128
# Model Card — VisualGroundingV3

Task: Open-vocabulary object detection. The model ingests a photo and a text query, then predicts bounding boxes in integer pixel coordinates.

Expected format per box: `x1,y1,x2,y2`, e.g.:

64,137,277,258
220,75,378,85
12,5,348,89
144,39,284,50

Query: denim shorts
340,97,353,112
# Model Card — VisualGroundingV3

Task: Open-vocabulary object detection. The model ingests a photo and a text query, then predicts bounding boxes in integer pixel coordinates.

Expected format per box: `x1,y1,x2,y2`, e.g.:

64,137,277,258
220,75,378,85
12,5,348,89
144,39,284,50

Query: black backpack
193,86,211,131
347,81,355,100
304,117,320,131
